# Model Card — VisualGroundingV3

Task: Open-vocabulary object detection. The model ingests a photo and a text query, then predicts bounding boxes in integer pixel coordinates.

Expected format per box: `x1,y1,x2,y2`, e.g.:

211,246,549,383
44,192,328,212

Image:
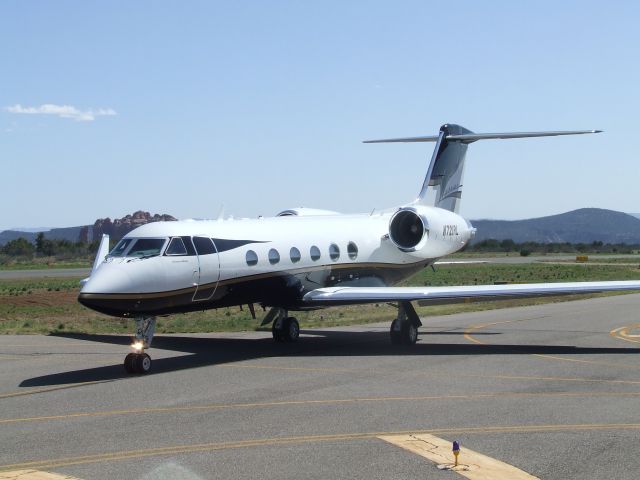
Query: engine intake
389,208,428,252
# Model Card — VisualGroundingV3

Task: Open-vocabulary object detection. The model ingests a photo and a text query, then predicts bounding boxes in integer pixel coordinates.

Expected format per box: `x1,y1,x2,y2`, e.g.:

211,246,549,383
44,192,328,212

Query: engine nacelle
388,207,429,252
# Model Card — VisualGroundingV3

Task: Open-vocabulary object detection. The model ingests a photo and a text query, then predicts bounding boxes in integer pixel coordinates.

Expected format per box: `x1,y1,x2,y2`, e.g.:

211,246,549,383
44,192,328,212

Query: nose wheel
124,316,156,374
124,352,152,374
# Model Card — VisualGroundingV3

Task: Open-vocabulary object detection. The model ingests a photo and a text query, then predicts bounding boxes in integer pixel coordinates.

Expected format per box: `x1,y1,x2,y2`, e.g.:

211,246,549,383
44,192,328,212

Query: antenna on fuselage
216,204,225,221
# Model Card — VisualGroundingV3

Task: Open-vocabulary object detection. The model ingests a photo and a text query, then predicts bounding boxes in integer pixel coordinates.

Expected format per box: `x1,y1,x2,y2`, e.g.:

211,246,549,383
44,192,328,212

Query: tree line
469,239,640,256
0,233,101,261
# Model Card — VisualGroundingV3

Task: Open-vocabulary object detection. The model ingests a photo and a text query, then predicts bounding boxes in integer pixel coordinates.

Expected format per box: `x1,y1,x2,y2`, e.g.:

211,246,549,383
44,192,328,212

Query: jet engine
388,207,429,252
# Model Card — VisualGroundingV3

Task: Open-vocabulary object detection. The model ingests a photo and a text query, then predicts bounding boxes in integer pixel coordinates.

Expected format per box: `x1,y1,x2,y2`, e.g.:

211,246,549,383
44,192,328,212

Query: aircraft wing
302,281,640,306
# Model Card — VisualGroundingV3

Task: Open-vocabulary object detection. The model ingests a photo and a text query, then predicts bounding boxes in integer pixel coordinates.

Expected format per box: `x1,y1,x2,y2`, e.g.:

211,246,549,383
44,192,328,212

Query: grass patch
0,262,638,335
0,260,91,270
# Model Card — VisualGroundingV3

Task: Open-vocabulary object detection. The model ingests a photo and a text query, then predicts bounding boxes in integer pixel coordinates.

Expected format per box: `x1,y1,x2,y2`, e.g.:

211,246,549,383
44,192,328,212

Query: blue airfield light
452,440,460,466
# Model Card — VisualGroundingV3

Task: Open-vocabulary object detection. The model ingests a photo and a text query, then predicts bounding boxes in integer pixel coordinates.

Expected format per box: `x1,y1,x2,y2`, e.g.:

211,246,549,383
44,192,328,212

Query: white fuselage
78,206,473,317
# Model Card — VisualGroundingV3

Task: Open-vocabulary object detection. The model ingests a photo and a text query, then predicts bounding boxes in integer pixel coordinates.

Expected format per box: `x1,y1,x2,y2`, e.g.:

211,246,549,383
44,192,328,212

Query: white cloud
5,103,117,122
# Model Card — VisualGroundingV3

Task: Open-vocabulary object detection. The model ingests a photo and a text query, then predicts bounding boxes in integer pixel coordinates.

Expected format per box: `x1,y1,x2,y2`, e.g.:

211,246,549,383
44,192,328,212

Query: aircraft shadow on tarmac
19,329,640,388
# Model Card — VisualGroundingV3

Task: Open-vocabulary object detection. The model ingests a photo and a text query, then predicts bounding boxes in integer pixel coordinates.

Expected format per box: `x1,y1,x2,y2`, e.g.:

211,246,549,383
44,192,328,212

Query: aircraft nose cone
80,266,133,294
78,265,135,316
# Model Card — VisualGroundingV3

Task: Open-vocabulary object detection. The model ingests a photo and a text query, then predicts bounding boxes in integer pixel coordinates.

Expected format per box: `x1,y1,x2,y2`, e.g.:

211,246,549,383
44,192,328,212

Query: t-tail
365,124,601,213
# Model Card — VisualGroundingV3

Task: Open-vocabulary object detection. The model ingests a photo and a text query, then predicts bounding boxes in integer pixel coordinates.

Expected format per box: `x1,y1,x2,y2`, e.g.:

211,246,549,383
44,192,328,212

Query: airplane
78,123,640,374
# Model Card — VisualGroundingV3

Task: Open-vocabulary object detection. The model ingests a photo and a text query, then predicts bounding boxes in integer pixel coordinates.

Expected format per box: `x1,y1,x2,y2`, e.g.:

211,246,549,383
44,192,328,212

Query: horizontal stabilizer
364,130,601,144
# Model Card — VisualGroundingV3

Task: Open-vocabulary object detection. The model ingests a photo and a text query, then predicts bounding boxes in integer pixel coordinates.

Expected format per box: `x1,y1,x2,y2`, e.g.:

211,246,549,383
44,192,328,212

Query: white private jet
78,123,640,374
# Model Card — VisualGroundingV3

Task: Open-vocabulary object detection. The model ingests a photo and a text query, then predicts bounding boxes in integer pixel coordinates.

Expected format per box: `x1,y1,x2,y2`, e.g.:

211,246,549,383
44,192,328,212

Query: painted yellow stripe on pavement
4,391,640,425
0,470,82,480
379,433,538,479
610,324,640,345
1,423,639,472
532,354,640,369
464,319,524,345
0,381,110,400
465,320,640,369
218,363,358,373
450,372,640,386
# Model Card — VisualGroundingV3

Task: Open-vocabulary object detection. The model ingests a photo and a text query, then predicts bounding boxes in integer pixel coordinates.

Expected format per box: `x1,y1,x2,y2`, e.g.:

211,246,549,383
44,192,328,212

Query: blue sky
1,1,638,230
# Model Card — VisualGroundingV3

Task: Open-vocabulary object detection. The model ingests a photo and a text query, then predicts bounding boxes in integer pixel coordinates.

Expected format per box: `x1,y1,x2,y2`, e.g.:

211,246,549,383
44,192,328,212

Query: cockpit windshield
108,238,133,258
126,238,166,258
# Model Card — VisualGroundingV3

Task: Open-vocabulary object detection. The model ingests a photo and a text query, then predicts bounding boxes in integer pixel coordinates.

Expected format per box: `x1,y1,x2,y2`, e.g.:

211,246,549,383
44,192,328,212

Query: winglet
81,234,110,287
92,234,110,273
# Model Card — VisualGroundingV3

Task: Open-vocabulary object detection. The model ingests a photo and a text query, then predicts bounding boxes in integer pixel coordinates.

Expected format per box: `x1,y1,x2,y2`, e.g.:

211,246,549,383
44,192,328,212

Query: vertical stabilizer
415,124,471,212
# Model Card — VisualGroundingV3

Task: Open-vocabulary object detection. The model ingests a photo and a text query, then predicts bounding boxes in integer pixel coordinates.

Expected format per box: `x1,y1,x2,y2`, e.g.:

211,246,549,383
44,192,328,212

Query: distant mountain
471,208,640,244
630,213,640,220
0,226,84,246
92,211,176,240
0,211,176,246
3,208,639,248
7,227,51,232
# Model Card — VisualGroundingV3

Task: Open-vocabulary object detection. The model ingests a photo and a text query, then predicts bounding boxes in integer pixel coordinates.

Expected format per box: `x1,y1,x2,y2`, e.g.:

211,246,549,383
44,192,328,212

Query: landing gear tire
135,353,152,374
124,353,137,373
272,317,300,343
124,316,156,375
283,317,300,343
390,319,401,345
272,321,285,342
401,322,418,345
124,352,152,374
390,319,418,346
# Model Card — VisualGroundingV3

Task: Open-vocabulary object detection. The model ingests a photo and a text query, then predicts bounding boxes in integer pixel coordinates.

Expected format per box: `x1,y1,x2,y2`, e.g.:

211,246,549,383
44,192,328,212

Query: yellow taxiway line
1,423,639,472
380,433,538,479
464,320,640,369
0,381,111,400
3,391,640,426
610,324,640,345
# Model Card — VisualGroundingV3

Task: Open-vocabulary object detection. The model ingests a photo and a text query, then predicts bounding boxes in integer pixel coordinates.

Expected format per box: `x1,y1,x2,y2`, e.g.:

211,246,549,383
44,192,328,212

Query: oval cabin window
268,248,280,265
246,250,258,266
347,242,358,260
290,247,301,263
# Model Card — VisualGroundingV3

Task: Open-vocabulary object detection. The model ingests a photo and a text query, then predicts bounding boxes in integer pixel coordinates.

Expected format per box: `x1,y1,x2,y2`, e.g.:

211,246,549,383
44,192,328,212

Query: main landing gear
263,307,300,343
390,301,422,346
272,316,300,342
124,316,156,374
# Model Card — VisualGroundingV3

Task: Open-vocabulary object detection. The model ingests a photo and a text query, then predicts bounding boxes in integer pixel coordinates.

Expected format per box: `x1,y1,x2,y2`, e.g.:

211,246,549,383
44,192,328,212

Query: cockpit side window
181,236,197,256
108,238,133,258
193,237,216,255
165,237,188,256
127,238,166,258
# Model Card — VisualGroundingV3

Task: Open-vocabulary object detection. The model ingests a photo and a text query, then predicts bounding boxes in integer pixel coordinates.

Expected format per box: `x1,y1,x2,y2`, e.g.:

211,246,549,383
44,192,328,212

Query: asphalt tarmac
1,294,640,479
0,268,90,280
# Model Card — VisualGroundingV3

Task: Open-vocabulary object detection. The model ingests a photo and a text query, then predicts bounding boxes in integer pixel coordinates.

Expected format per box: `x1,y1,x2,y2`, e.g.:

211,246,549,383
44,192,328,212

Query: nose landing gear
124,316,156,374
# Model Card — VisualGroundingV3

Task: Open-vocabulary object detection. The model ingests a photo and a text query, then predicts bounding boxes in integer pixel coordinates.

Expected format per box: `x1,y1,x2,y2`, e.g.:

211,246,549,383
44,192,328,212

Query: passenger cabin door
164,236,200,294
192,236,220,302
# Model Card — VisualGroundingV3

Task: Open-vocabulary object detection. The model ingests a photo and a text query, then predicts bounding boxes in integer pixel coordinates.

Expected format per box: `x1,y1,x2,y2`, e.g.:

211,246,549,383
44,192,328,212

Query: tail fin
364,124,601,213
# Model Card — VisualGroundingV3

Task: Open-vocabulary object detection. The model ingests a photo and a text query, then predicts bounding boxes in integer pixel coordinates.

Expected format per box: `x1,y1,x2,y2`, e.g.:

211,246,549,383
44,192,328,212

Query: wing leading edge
302,281,640,306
